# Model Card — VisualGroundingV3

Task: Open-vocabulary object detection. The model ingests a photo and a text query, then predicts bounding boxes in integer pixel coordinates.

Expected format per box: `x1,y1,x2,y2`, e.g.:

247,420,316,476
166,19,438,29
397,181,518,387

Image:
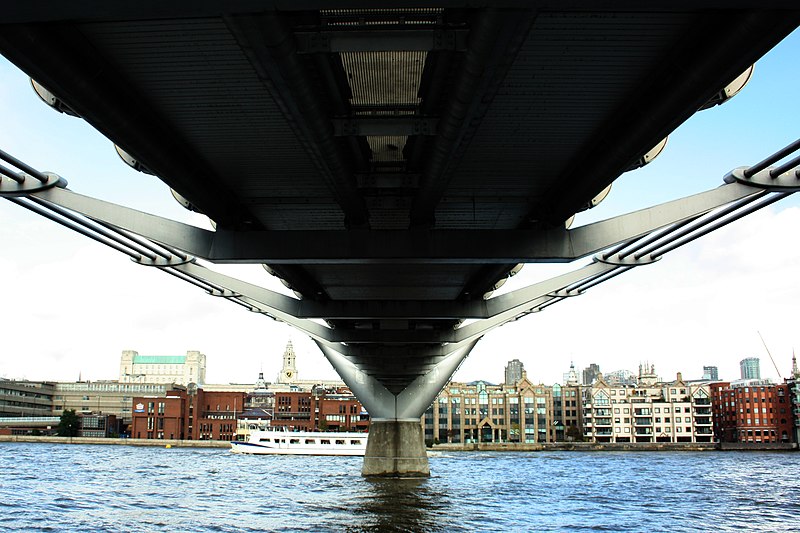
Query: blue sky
0,27,798,386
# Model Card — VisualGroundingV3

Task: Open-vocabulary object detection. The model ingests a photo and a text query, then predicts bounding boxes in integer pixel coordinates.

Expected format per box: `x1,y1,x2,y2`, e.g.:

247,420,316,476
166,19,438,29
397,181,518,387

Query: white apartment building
119,350,206,386
583,367,713,443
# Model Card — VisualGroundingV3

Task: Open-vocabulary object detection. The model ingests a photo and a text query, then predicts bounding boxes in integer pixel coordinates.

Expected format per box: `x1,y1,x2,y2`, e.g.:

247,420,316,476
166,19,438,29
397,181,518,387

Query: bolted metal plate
131,255,195,267
595,254,660,266
0,172,66,196
206,289,240,298
724,166,800,191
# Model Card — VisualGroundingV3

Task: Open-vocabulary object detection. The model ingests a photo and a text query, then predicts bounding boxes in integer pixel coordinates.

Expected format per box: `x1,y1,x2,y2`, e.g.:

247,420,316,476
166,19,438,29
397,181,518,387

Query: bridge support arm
32,181,764,264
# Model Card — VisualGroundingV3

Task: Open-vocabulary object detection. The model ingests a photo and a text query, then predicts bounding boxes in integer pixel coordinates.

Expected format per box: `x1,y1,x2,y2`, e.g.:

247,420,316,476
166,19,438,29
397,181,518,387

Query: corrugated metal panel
440,12,694,229
79,18,334,230
341,50,426,110
321,8,442,26
368,135,407,162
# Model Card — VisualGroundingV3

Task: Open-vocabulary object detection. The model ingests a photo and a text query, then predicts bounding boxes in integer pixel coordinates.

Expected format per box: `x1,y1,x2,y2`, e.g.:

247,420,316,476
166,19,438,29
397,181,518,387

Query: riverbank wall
0,435,230,448
2,435,796,452
432,441,797,452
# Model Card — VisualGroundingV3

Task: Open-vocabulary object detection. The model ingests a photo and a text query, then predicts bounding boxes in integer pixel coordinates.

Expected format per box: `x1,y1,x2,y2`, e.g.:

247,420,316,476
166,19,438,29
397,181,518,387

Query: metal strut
517,137,800,321
0,138,798,352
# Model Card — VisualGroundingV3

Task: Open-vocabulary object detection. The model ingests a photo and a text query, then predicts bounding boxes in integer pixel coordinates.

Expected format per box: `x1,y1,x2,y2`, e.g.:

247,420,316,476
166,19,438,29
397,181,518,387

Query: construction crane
757,331,782,379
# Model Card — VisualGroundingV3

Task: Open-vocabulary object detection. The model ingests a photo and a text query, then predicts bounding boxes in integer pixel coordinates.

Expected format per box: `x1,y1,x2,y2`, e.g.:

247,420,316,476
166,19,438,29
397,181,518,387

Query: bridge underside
1,3,799,476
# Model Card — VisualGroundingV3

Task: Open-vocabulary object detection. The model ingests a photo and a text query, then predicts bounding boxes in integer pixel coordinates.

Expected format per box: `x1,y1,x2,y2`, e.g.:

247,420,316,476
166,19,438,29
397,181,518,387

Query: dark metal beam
225,13,370,229
409,8,538,227
2,2,799,24
356,173,420,189
332,117,438,137
36,179,757,264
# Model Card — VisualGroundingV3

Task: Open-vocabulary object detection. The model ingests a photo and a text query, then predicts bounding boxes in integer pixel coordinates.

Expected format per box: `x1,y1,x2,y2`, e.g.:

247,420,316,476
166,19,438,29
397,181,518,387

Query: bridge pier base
362,419,429,478
316,340,479,477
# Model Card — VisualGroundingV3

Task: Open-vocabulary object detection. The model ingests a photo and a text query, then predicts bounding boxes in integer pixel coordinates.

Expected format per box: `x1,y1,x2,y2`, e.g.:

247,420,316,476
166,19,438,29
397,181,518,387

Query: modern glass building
703,365,719,381
740,357,761,380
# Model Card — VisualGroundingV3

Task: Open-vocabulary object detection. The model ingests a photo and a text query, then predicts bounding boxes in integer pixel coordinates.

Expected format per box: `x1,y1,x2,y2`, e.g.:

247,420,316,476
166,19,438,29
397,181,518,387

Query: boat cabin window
290,439,300,444
350,440,362,445
335,440,345,445
320,439,331,445
305,439,316,444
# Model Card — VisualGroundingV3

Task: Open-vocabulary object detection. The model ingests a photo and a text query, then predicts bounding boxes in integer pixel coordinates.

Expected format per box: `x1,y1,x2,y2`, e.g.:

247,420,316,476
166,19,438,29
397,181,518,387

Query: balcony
595,429,613,436
694,418,712,426
695,428,713,435
694,407,712,415
634,418,653,426
594,418,612,426
635,428,653,435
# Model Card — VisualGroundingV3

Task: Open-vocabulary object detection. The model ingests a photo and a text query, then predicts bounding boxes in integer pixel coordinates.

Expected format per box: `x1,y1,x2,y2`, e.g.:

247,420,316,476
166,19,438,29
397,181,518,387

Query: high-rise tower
740,357,761,380
504,359,525,386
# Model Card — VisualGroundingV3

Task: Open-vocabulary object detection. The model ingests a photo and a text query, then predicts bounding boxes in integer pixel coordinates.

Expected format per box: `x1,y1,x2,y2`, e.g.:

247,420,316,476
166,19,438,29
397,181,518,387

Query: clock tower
278,340,298,383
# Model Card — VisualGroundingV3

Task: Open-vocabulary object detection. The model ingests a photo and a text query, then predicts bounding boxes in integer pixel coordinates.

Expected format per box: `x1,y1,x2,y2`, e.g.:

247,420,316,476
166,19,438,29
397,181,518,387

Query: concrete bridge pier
362,419,429,477
317,341,478,477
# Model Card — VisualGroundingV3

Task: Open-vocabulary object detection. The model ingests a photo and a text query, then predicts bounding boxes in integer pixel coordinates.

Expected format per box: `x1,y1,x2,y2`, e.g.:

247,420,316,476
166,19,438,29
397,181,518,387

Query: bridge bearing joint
0,172,66,196
132,256,195,267
595,254,660,266
724,166,800,191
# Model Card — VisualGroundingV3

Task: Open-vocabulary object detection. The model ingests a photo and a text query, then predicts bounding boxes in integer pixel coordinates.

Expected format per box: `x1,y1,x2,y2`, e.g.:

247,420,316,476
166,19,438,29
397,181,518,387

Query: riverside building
0,379,55,417
424,365,583,445
131,386,247,440
710,380,794,443
582,366,713,443
52,381,172,431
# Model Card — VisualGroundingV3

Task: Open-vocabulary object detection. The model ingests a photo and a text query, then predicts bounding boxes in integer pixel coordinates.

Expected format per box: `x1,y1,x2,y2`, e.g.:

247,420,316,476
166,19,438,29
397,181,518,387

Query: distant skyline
1,29,799,387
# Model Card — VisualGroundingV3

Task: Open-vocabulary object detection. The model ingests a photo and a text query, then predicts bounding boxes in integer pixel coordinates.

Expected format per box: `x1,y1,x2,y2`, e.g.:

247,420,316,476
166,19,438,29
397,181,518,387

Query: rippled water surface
1,443,799,532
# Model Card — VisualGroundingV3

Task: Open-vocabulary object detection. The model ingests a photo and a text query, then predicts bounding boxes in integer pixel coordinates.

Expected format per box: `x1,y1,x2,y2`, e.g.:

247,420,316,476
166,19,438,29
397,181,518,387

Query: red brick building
131,387,246,440
272,389,368,432
711,381,794,443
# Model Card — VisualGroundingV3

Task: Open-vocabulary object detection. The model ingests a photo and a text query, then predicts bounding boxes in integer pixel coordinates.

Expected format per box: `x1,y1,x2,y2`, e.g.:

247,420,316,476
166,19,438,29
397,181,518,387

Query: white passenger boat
230,429,368,456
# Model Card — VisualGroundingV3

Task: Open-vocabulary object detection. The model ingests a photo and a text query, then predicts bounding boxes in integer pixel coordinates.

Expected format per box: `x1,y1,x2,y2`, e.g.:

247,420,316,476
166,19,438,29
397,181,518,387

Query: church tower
278,340,298,383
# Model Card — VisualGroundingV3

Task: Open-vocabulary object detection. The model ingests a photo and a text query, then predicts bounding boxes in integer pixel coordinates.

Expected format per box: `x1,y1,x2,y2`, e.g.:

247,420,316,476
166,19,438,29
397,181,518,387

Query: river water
1,443,798,532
